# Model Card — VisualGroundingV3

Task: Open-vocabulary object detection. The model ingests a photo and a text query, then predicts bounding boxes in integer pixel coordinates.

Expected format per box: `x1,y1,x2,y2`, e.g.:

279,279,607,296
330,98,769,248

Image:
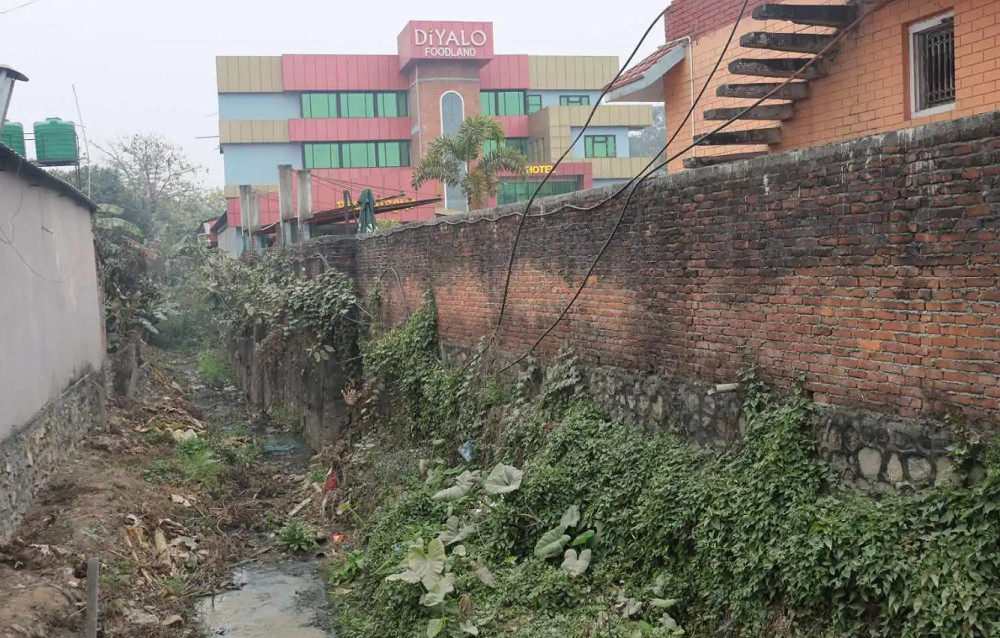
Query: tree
412,115,528,210
98,133,204,233
628,105,666,158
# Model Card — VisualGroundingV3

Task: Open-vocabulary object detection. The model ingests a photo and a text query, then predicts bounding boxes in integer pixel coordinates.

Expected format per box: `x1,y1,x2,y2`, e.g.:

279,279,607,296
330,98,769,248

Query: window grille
910,13,956,116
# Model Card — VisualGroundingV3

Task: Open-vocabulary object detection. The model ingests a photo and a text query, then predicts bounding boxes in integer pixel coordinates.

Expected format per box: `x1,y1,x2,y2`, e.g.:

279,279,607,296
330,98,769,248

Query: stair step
752,3,859,28
695,128,782,146
740,31,838,54
683,152,768,169
729,58,827,80
717,82,811,100
704,105,794,121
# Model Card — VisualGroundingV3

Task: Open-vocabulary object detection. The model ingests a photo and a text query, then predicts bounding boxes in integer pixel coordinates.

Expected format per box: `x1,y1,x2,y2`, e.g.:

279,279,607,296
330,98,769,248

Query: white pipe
707,383,739,396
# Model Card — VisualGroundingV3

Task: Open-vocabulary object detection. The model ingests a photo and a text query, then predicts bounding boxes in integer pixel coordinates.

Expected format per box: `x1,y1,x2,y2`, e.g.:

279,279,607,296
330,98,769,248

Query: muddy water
197,562,334,637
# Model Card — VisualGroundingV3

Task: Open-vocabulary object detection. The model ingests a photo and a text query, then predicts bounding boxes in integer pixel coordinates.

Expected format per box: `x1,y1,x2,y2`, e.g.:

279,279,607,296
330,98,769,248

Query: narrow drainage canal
197,562,333,637
192,386,336,637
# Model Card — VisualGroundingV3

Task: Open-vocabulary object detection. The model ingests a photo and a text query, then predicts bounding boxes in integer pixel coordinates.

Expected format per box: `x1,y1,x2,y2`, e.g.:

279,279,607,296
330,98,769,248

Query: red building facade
217,20,654,237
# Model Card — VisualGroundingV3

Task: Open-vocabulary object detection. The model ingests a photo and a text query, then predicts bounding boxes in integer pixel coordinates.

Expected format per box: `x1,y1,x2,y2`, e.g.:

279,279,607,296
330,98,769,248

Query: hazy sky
4,0,666,186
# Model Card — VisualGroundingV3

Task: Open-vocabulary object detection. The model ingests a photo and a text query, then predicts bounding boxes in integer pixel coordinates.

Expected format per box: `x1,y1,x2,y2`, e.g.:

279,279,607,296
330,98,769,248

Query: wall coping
356,109,1000,241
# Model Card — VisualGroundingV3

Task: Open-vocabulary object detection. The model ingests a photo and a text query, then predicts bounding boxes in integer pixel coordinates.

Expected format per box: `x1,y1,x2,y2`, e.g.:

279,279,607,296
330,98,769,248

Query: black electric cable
492,1,879,375
490,5,671,343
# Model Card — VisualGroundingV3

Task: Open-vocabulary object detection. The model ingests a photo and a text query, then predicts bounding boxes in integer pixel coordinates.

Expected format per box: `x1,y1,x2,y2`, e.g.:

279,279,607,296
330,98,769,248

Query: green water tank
1,121,26,157
34,118,79,165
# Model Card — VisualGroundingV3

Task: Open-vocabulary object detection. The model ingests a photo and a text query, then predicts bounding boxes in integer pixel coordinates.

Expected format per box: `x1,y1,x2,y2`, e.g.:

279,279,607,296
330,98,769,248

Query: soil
0,349,343,638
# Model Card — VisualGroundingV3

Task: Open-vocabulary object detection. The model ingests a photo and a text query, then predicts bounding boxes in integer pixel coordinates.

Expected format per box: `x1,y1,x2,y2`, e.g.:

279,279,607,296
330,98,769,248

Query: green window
301,92,407,118
482,138,529,157
376,92,409,117
342,142,376,167
340,93,375,118
526,94,543,114
497,179,579,205
560,95,591,106
304,143,341,169
304,141,410,169
584,135,617,158
480,90,527,116
377,141,411,167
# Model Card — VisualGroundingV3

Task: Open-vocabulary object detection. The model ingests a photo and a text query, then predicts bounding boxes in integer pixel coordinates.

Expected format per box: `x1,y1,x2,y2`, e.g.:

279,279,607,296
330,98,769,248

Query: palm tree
412,115,528,210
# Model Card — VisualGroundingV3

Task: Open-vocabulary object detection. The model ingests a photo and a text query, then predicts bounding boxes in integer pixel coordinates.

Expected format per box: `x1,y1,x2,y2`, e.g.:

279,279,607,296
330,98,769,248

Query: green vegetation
278,520,318,553
411,114,528,210
331,303,1000,638
143,434,259,493
197,350,234,388
202,250,360,368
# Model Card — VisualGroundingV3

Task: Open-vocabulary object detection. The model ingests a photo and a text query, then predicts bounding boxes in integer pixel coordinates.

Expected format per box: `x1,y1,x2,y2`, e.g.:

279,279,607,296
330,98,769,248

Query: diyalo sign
413,27,489,58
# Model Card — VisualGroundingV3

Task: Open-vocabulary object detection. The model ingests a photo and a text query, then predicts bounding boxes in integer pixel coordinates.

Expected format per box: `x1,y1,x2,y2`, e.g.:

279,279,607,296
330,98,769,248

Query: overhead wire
0,0,42,14
489,5,671,346
490,0,879,375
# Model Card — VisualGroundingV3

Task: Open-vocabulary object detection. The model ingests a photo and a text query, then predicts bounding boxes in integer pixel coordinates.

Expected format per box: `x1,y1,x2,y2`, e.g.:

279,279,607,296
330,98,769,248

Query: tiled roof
609,44,678,91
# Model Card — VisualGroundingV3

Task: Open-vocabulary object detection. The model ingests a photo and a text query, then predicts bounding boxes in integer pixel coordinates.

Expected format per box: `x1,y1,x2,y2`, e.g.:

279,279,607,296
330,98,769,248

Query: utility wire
490,5,670,346
492,0,879,375
0,0,42,14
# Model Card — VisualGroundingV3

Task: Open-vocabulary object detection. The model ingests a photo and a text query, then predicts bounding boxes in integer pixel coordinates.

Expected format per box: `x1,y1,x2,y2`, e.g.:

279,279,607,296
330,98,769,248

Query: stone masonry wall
344,111,1000,488
0,368,107,544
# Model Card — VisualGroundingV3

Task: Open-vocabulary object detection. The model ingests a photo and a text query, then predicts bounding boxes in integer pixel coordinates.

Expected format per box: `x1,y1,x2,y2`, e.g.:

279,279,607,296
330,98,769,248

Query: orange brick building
609,0,1000,171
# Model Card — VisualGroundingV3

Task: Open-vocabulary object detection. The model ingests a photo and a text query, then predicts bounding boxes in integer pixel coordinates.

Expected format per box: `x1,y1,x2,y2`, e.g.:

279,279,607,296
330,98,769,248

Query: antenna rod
72,84,91,198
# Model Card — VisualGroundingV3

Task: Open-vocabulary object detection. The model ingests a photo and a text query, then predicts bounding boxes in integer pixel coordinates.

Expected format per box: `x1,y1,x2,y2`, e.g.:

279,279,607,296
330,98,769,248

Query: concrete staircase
683,2,859,169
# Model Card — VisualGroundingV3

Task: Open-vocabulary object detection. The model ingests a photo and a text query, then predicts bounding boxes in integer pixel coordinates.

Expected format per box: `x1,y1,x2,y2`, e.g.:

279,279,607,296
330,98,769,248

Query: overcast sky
4,0,666,186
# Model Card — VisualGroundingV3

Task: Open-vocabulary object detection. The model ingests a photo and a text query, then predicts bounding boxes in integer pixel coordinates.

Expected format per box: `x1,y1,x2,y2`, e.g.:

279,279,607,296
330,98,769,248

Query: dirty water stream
186,371,337,637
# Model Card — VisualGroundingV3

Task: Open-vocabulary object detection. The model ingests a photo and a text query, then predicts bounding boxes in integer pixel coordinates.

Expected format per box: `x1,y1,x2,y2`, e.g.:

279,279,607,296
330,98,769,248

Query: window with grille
909,12,956,117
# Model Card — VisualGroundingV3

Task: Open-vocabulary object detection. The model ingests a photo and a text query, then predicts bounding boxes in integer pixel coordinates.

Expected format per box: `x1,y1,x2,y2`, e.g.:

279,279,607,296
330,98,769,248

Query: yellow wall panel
216,56,284,93
529,56,620,90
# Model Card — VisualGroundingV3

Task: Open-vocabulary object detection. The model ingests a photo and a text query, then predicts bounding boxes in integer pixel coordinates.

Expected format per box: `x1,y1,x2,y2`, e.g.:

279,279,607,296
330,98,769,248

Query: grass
197,350,234,388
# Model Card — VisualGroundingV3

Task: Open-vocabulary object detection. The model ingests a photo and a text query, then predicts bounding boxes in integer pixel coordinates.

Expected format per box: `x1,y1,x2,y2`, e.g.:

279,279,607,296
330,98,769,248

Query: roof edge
0,143,98,213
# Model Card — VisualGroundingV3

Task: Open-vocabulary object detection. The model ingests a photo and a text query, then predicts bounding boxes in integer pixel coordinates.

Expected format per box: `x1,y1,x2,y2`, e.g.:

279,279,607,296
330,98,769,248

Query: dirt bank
0,349,342,638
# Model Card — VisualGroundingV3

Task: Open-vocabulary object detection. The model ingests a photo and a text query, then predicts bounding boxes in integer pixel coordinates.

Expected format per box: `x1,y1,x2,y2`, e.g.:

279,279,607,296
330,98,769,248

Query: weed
197,350,233,388
278,520,318,553
161,577,185,598
310,467,330,484
330,306,1000,638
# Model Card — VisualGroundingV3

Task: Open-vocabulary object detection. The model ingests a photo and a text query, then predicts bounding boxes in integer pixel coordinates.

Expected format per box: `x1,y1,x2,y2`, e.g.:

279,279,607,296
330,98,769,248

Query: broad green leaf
660,614,678,630
560,505,581,529
474,560,496,588
420,573,455,607
427,618,445,638
433,471,478,501
571,530,595,547
622,598,643,618
483,463,523,495
438,516,476,545
460,619,479,636
406,539,447,588
385,570,422,584
534,527,571,560
650,598,679,609
561,548,592,577
453,544,467,557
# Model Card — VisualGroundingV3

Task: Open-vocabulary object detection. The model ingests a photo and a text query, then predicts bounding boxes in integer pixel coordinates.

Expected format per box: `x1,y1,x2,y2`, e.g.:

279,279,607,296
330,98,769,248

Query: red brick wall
353,111,1000,425
664,0,772,42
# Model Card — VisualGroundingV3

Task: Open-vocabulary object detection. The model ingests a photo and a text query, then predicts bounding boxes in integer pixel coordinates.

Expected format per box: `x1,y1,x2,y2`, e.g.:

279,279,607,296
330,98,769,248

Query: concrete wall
0,167,106,543
0,170,105,439
219,92,302,120
217,225,244,256
222,143,303,186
